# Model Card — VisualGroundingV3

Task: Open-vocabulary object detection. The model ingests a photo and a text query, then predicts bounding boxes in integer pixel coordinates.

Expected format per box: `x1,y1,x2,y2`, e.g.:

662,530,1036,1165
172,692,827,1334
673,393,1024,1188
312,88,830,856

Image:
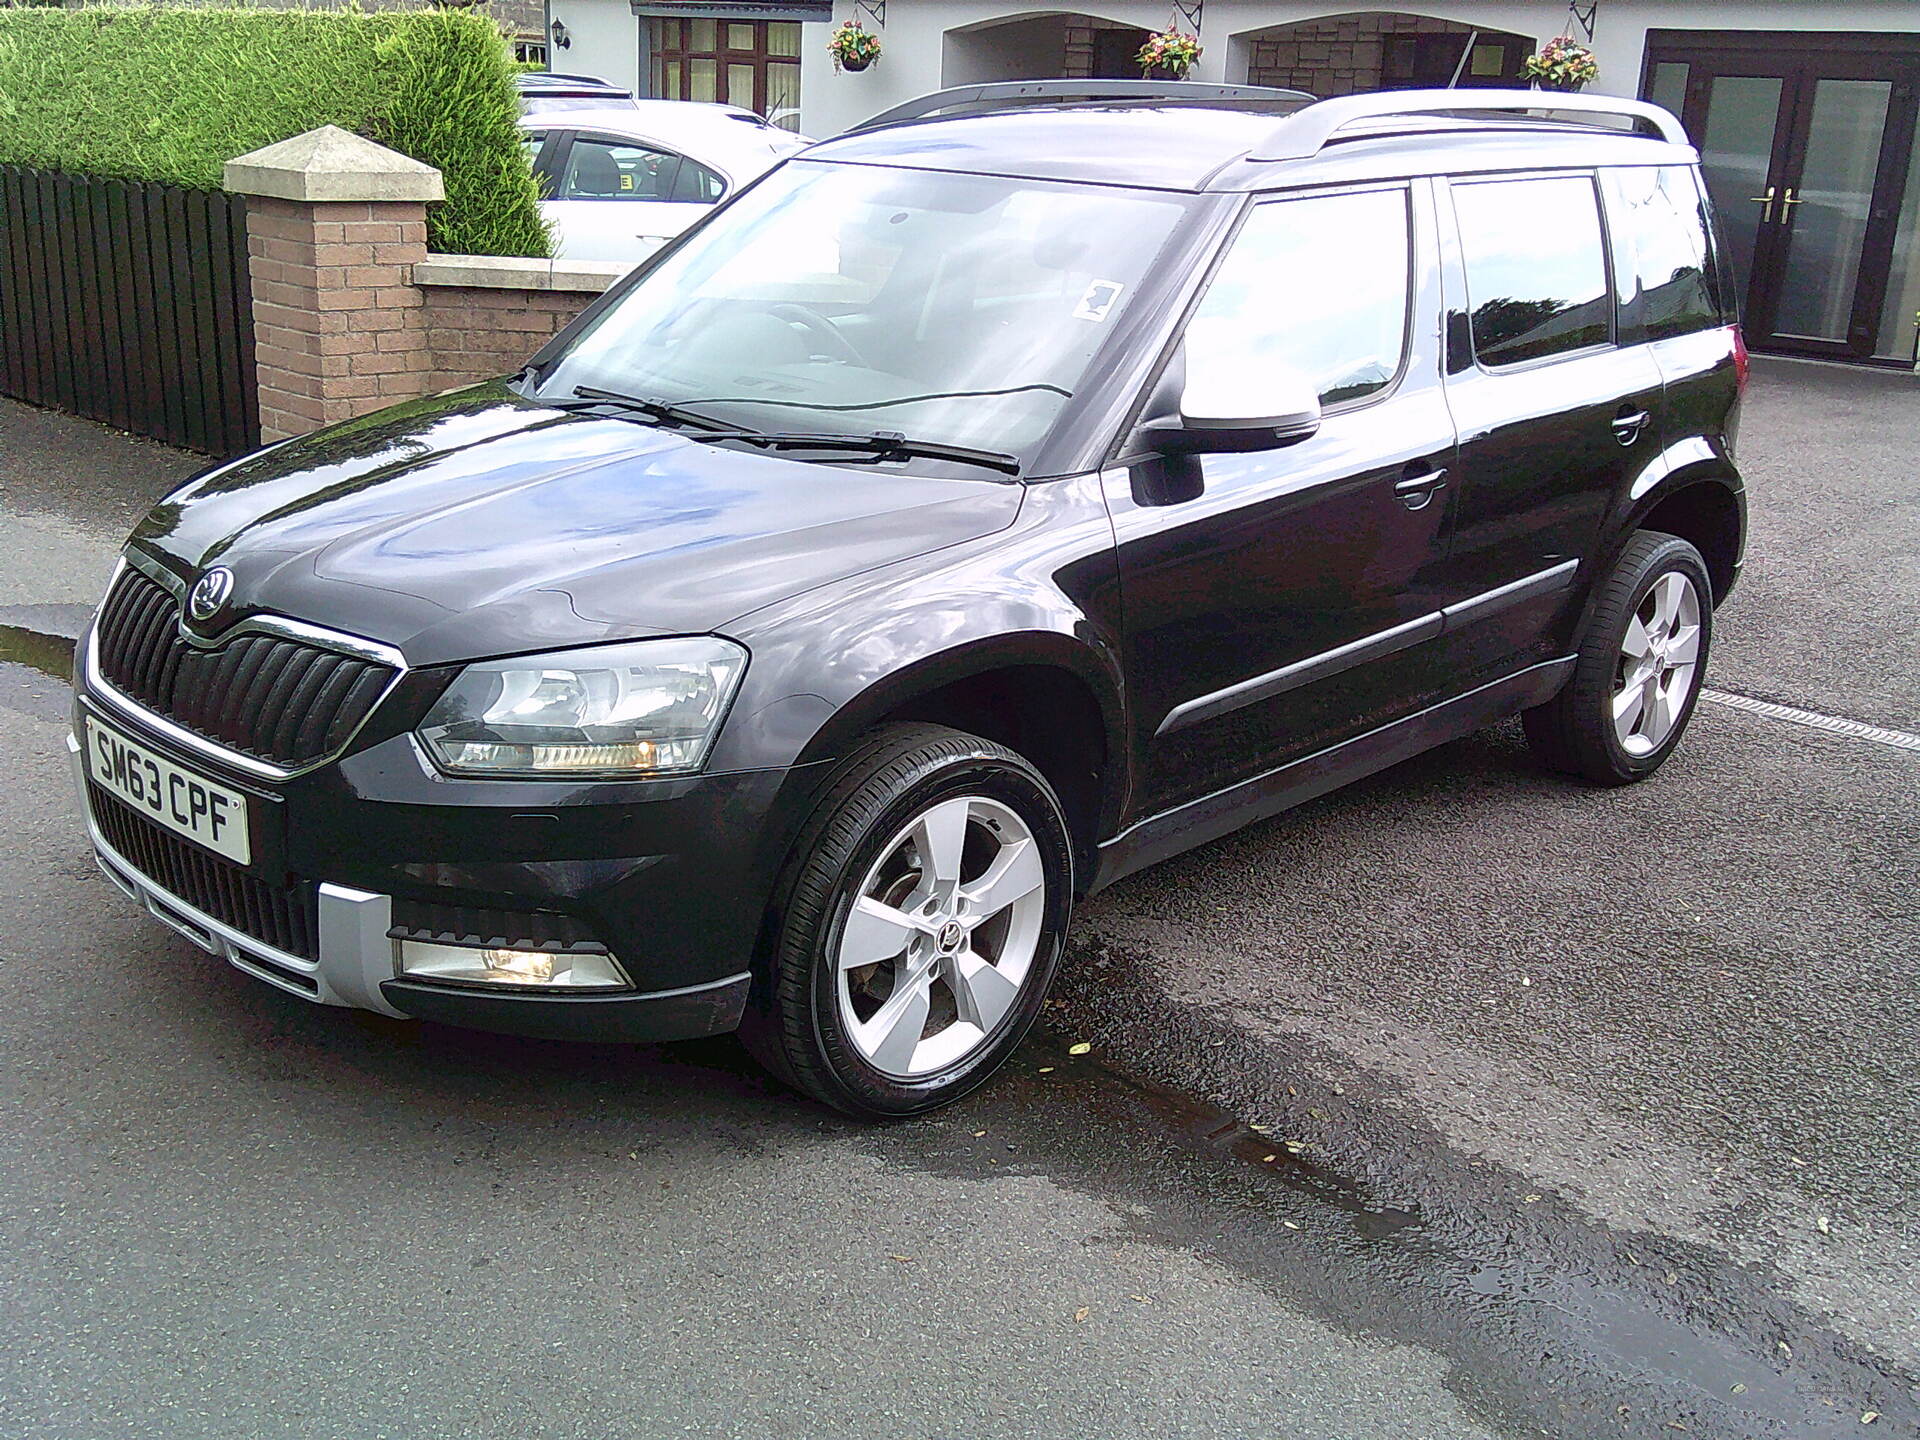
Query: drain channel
1700,688,1920,753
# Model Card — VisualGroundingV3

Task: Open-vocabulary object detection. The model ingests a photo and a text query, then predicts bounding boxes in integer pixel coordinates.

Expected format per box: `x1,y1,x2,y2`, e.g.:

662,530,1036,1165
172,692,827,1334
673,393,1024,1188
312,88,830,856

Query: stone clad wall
1247,13,1481,97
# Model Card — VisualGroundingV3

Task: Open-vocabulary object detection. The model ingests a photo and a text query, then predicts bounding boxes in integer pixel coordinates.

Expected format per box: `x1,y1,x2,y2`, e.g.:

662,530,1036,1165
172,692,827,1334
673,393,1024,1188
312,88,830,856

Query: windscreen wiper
694,429,1022,477
544,385,732,433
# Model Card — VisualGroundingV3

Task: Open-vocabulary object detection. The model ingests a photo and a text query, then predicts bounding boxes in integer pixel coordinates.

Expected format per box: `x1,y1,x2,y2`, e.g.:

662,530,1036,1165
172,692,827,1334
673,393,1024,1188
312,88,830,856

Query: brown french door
1645,35,1920,363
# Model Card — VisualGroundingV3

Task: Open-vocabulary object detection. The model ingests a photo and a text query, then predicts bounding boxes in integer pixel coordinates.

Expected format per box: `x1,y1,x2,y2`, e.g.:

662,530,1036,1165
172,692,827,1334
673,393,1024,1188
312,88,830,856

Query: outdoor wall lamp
550,18,572,49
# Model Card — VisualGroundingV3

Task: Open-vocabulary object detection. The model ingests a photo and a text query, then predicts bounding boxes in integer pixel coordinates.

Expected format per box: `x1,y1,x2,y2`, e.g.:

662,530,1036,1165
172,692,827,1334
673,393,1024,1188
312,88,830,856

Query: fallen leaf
1128,1294,1150,1303
1282,1221,1299,1230
1287,1086,1298,1096
1073,1306,1089,1323
1815,1215,1832,1234
1331,1085,1345,1095
1524,1194,1541,1203
889,1254,912,1264
1778,1341,1793,1359
1262,1154,1277,1163
1788,1156,1806,1167
1861,1412,1879,1425
1730,1384,1747,1395
1284,1140,1306,1153
1038,1066,1054,1074
1068,1042,1091,1055
1520,975,1533,987
1665,1272,1679,1285
973,1130,986,1138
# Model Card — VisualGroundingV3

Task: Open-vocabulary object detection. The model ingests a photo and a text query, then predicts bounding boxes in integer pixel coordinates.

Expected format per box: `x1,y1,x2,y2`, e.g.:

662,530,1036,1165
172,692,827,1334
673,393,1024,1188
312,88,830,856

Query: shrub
0,5,548,256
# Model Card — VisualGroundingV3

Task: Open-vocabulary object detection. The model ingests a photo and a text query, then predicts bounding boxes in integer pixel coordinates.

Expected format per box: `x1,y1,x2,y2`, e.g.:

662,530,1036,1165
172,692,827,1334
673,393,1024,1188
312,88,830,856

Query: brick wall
245,197,433,441
418,286,596,392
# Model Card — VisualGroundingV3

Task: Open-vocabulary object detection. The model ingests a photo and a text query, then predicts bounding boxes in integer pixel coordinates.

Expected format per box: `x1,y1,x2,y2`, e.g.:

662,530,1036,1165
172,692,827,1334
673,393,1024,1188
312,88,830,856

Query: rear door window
1604,165,1729,340
1186,186,1413,408
560,138,686,202
1452,174,1612,367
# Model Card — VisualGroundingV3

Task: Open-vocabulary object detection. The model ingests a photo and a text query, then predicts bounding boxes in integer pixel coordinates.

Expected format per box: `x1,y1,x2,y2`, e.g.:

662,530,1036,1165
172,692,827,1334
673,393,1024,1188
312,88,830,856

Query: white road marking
1700,689,1920,754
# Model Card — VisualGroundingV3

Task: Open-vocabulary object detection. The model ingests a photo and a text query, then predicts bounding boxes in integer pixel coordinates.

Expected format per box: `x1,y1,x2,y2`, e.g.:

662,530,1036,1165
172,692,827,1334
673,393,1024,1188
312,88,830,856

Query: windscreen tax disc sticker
1074,280,1126,323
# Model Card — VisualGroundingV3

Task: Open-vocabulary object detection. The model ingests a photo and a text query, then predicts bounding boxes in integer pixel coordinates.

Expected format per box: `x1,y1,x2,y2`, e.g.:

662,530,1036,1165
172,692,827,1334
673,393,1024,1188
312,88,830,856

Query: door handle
1394,468,1448,511
1749,186,1777,223
1779,187,1802,219
1612,408,1652,446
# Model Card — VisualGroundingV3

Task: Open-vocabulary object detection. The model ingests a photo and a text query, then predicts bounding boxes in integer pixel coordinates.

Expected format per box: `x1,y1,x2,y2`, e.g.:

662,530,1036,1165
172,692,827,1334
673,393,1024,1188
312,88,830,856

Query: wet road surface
2,364,1917,1438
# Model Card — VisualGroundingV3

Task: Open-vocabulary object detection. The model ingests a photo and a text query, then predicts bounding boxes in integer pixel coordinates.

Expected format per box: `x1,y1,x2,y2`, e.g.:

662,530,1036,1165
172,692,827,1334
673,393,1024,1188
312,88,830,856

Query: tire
1524,530,1714,786
742,723,1075,1117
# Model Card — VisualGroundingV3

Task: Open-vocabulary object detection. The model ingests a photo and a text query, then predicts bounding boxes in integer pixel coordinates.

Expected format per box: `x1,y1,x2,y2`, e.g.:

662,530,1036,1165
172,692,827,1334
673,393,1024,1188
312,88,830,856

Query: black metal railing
0,166,258,455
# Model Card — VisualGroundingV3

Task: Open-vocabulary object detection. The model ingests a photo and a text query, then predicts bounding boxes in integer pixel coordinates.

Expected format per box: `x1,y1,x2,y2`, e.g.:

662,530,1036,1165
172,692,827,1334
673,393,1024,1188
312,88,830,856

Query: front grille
389,898,608,955
90,786,319,960
94,567,396,770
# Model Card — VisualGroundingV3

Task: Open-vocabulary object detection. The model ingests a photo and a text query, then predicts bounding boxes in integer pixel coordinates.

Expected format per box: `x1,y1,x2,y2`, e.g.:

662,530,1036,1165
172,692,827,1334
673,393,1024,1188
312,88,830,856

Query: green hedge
0,6,548,257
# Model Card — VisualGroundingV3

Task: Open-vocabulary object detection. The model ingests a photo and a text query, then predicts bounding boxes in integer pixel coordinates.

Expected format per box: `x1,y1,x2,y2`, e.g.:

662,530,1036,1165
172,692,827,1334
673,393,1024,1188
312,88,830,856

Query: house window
514,38,549,67
1381,33,1527,90
648,18,802,129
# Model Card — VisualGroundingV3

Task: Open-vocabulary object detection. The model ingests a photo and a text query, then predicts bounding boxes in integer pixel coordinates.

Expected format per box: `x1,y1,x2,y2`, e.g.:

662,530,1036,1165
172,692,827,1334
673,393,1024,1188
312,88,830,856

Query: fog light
398,940,631,991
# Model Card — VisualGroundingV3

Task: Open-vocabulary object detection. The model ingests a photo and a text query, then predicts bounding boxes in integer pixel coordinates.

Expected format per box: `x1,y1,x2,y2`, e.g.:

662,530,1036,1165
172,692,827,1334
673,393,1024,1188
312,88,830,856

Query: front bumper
70,723,763,1044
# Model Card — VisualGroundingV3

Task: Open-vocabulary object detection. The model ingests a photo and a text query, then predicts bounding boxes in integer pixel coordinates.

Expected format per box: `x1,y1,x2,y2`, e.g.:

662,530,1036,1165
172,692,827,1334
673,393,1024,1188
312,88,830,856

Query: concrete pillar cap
224,125,444,203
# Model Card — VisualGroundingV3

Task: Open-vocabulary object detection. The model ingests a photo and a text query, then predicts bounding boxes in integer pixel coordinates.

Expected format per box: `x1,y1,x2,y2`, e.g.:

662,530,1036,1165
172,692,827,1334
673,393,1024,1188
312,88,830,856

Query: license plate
85,716,252,866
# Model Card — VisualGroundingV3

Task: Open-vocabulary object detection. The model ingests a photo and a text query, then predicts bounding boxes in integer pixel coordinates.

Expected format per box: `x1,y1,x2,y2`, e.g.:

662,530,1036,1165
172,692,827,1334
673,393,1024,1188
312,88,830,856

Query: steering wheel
766,302,868,368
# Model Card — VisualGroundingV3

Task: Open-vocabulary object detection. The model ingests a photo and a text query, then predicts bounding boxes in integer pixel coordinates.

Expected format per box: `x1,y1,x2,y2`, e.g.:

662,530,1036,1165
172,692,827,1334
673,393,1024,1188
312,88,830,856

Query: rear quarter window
1452,174,1612,367
1604,165,1728,340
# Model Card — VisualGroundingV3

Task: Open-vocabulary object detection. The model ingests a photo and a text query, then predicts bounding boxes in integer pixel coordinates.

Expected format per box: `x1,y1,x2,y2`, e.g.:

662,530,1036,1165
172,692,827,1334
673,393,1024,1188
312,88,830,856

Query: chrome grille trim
85,553,411,780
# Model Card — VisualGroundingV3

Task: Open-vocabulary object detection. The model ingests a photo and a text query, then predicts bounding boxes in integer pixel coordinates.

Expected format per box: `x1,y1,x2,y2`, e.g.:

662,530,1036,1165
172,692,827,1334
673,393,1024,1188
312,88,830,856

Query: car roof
517,72,630,93
807,98,1698,194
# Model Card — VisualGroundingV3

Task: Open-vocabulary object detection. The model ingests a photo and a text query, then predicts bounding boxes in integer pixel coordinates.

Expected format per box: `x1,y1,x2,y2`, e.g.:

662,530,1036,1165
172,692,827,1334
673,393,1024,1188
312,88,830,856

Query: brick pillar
224,126,444,442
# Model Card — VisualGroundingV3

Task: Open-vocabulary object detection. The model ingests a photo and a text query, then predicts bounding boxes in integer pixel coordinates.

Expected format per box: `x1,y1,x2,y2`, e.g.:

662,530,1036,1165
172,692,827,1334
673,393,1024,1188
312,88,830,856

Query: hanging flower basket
1523,36,1598,93
827,19,881,73
1136,29,1201,81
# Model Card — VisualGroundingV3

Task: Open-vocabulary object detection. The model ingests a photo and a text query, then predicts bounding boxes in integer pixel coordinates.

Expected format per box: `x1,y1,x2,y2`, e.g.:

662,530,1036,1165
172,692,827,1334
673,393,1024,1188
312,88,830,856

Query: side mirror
1145,368,1322,455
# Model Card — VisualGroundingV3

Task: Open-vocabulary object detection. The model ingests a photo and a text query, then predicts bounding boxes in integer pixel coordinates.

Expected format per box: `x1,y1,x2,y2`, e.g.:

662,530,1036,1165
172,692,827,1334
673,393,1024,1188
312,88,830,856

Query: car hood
131,384,1022,667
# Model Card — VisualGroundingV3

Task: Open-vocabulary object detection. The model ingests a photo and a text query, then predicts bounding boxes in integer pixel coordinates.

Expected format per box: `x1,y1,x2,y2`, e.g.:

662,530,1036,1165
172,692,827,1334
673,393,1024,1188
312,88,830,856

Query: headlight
418,636,747,777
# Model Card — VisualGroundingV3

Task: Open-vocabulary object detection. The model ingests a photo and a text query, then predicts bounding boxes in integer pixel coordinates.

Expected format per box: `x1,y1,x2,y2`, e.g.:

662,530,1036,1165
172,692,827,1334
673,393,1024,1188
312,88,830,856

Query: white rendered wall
545,0,642,96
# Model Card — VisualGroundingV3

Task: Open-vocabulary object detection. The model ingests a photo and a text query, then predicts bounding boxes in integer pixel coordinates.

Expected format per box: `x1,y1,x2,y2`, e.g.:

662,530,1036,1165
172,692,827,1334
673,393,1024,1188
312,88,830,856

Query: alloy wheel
1612,571,1703,757
835,794,1048,1078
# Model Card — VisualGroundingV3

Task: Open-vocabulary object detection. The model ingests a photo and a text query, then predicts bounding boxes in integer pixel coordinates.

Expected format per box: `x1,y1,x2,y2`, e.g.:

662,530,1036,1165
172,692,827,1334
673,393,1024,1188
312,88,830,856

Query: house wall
550,0,644,96
742,0,1918,137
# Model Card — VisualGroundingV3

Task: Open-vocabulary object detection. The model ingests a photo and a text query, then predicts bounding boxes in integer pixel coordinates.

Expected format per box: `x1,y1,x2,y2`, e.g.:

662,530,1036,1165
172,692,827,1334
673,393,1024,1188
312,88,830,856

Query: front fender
706,470,1129,843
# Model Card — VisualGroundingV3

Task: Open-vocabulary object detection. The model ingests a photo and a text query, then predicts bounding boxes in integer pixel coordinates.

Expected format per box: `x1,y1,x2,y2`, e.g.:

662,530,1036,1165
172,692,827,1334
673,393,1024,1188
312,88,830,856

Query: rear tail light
1731,324,1751,394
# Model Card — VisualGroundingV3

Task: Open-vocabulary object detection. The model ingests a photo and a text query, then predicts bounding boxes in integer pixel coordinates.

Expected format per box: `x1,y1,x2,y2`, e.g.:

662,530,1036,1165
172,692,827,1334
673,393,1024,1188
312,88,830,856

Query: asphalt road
1,360,1916,1440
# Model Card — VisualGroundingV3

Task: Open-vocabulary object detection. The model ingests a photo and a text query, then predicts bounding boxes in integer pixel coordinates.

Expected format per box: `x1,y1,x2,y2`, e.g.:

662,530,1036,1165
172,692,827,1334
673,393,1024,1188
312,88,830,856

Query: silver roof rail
849,79,1315,134
1249,87,1688,162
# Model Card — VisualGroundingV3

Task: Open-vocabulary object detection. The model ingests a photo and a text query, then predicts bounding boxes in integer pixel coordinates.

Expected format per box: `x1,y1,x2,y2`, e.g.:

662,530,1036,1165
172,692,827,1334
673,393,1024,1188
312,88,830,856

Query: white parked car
521,103,808,263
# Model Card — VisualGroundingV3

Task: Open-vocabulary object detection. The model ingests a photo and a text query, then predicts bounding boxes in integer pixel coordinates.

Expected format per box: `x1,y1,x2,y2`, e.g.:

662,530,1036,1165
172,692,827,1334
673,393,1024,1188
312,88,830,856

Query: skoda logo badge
188,567,234,622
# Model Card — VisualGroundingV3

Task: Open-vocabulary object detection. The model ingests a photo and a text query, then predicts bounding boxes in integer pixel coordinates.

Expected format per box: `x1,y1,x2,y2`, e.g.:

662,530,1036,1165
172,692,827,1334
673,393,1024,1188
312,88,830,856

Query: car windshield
533,161,1193,469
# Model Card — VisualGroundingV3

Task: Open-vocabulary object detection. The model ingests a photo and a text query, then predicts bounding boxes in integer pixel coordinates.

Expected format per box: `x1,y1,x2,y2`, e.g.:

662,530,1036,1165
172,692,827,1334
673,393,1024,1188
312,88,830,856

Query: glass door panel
1773,80,1894,342
1696,76,1787,304
1875,108,1920,361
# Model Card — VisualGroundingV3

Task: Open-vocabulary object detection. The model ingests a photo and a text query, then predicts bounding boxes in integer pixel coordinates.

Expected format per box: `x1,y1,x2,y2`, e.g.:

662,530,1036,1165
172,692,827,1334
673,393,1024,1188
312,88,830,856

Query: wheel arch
792,636,1125,890
1633,473,1745,606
